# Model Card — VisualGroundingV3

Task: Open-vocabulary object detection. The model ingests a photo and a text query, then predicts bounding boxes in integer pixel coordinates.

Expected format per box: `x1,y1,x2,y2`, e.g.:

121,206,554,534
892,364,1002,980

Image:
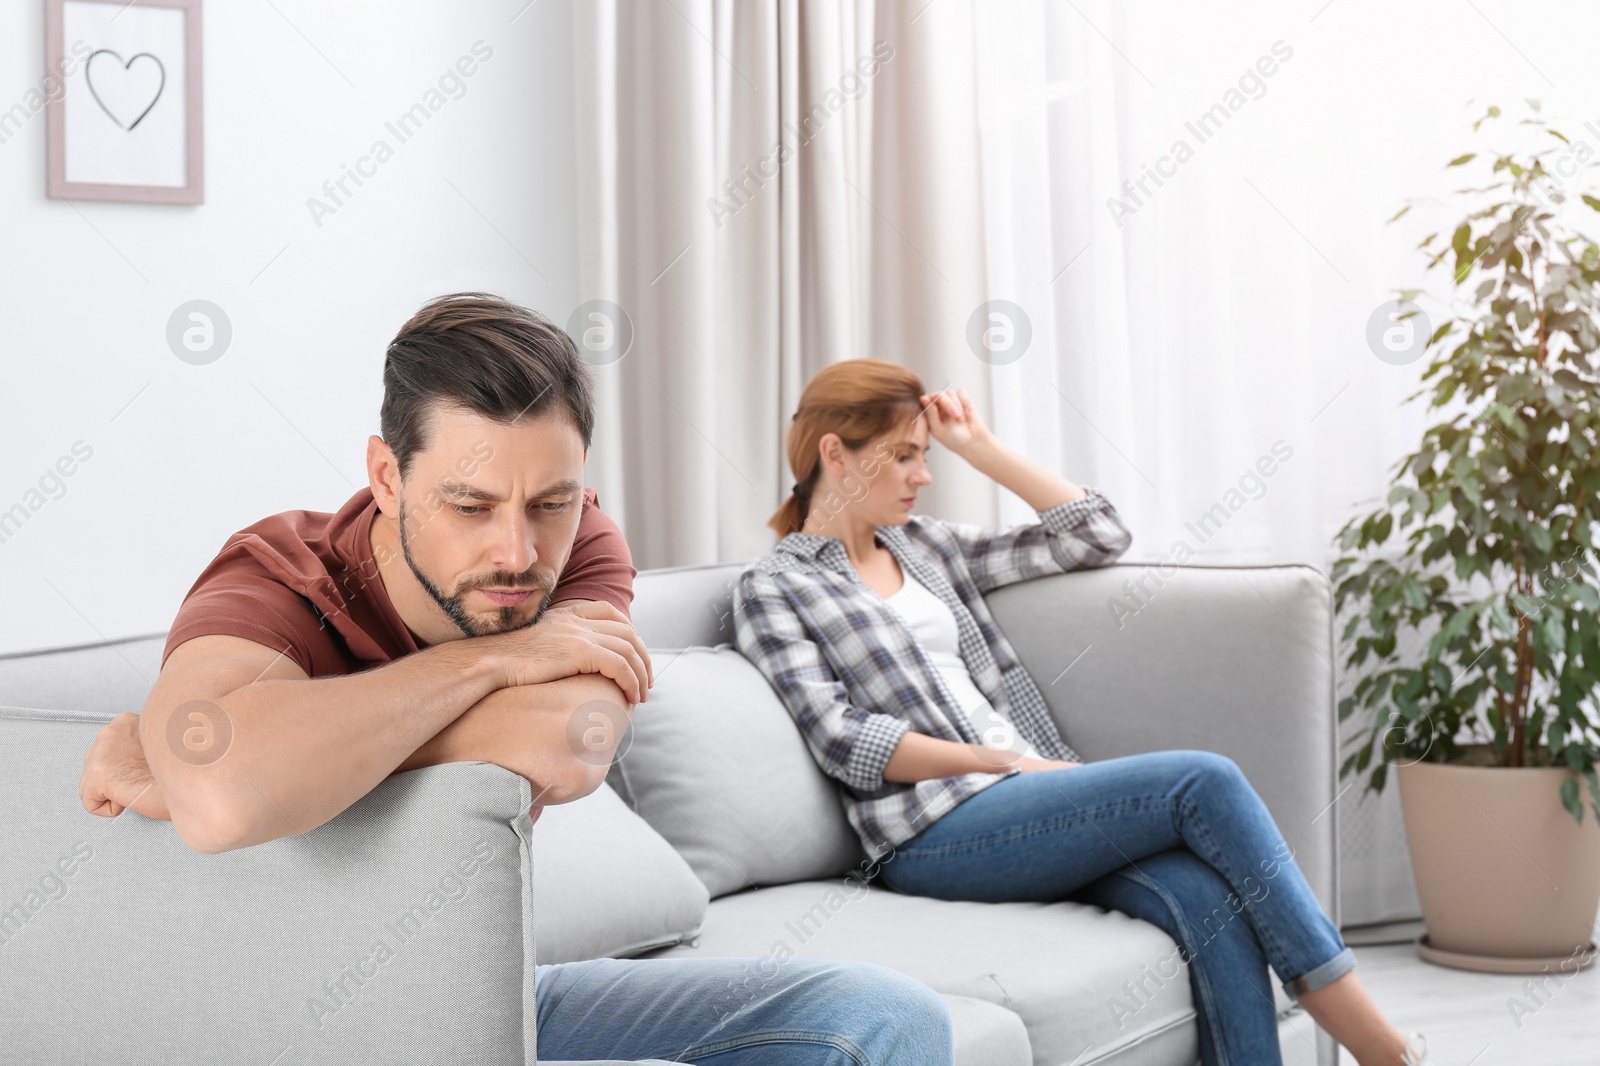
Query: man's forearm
395,673,633,804
146,637,507,853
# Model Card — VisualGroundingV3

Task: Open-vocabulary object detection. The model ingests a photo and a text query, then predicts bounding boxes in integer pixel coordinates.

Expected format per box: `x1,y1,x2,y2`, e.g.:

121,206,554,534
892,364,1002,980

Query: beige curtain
574,0,1006,569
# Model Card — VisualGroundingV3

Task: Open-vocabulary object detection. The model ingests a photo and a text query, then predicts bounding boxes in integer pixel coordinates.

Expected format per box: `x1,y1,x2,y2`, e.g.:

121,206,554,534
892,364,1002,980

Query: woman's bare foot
1294,971,1413,1065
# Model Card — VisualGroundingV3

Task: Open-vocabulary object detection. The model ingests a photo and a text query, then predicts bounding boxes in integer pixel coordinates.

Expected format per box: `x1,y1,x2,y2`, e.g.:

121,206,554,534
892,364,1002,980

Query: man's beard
398,497,556,638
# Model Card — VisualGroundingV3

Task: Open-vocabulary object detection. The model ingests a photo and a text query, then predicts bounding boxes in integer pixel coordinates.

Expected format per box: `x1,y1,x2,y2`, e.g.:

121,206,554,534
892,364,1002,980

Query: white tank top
882,569,1040,760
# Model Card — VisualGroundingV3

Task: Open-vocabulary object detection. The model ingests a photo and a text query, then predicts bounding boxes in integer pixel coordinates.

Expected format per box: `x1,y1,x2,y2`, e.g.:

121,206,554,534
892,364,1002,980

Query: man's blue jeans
877,750,1355,1066
534,954,954,1064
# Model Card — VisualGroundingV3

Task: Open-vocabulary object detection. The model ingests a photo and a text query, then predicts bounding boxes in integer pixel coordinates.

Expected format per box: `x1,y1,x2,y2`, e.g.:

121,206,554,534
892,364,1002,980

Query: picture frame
45,0,204,205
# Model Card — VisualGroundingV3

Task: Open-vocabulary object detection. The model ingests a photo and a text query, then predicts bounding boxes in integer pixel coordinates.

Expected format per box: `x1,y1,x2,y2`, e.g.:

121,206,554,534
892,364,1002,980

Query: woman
734,359,1429,1066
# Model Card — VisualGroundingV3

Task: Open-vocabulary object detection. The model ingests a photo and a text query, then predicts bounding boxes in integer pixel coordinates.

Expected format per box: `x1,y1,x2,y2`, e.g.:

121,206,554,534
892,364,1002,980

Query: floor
1334,920,1599,1065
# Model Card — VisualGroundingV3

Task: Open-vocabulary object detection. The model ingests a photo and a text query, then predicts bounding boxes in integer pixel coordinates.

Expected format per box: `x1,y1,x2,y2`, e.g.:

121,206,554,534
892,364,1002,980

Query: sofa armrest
984,563,1340,923
0,706,539,1065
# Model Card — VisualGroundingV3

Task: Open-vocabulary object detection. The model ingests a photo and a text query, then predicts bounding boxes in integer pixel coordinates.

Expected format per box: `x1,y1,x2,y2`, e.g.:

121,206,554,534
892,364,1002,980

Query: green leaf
1447,153,1477,168
1429,662,1452,691
1429,601,1484,658
1553,368,1588,391
1583,194,1600,213
1562,776,1580,820
1387,205,1412,223
1401,579,1429,611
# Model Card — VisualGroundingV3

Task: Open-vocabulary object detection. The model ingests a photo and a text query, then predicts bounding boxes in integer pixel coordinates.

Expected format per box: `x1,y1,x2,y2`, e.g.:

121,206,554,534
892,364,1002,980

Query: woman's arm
922,388,1084,511
882,731,1078,782
734,569,914,792
734,569,1081,787
919,388,1133,592
923,387,1083,509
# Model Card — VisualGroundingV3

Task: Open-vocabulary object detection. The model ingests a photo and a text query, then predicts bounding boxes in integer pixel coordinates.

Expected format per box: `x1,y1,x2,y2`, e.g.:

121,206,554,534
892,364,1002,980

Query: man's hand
490,599,652,703
1014,755,1083,774
80,712,171,821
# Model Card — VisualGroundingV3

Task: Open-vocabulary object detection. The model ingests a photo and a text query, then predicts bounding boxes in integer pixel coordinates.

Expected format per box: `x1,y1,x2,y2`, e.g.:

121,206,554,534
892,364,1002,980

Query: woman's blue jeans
877,750,1355,1066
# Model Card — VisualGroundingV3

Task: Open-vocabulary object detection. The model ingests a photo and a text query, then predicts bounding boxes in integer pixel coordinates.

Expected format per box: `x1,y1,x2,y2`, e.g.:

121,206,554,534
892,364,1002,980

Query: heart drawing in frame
84,49,166,131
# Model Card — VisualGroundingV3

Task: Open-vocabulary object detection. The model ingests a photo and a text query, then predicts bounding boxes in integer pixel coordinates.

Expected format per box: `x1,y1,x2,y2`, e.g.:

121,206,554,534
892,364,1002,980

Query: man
78,293,952,1065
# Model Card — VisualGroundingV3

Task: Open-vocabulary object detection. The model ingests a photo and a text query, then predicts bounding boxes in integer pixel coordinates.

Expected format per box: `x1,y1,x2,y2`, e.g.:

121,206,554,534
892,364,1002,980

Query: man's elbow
534,676,632,803
165,781,282,855
535,752,615,805
170,802,257,855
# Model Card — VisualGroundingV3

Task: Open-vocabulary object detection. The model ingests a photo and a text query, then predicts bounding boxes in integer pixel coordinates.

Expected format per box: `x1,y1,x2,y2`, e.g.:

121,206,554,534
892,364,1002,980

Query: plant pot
1397,759,1600,974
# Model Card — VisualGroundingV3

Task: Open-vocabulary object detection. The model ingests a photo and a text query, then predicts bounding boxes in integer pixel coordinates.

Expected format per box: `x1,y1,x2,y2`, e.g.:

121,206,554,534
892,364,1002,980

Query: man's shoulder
161,490,382,675
552,485,635,616
217,489,373,581
575,485,619,537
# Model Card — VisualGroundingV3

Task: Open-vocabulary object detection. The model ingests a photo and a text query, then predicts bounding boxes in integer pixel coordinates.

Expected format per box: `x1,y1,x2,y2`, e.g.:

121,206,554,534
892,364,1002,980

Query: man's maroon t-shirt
161,487,635,676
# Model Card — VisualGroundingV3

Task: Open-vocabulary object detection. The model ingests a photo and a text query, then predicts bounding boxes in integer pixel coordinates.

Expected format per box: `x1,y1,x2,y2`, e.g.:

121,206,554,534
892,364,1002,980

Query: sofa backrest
0,633,165,716
628,561,750,649
985,562,1339,919
0,705,542,1065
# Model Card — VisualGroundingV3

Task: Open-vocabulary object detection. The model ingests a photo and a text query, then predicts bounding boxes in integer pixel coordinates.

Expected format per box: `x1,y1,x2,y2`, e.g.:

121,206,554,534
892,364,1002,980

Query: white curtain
573,0,1429,925
968,0,1429,927
574,0,1013,570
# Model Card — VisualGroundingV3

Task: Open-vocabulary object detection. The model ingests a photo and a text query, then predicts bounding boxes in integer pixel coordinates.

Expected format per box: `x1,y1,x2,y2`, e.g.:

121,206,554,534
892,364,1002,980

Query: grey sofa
0,560,1342,1065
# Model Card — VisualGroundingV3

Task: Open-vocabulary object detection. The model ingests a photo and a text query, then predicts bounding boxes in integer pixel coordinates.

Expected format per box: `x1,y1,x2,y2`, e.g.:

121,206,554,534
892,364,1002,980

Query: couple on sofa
78,294,1426,1066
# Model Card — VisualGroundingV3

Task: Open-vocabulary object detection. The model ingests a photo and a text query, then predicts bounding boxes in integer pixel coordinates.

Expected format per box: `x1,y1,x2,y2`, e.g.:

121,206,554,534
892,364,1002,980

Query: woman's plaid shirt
733,487,1132,854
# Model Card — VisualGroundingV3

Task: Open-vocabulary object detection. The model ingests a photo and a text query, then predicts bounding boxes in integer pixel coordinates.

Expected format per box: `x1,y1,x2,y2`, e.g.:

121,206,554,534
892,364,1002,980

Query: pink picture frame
45,0,204,205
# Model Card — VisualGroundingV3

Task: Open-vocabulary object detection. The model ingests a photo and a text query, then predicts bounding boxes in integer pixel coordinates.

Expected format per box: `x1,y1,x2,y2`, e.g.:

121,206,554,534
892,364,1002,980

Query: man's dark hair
381,293,596,477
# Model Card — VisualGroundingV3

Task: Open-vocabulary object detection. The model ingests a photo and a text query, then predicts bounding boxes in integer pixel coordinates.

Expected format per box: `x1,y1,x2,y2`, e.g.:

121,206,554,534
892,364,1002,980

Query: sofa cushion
0,705,538,1065
606,646,862,898
530,782,709,963
942,994,1032,1066
646,879,1202,1066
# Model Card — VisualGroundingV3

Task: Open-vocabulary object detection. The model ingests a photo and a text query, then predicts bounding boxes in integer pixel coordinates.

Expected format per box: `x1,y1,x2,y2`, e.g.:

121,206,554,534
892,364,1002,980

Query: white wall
0,0,580,655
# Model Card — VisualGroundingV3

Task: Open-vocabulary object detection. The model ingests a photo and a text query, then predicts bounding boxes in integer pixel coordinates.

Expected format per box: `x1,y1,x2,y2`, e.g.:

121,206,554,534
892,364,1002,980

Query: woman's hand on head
919,387,992,458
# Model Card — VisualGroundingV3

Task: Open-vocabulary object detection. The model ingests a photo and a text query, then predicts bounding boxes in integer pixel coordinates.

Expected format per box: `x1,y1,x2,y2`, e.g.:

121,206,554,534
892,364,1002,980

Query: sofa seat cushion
646,879,1202,1066
606,646,862,898
943,994,1032,1066
530,783,709,963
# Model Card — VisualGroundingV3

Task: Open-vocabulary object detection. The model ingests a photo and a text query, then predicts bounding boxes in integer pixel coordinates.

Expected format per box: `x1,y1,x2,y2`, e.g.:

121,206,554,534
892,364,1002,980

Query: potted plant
1332,102,1600,974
